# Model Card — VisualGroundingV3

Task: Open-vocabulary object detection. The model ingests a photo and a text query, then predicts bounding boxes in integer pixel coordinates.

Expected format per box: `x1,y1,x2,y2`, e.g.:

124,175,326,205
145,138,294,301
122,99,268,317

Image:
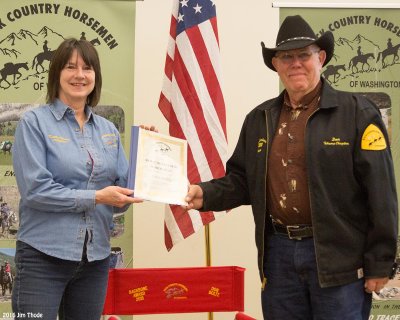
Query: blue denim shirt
12,99,129,262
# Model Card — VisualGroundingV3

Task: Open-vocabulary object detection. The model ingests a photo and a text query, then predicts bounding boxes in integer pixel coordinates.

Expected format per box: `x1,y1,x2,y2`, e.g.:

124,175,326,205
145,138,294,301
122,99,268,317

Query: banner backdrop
0,0,136,316
280,8,400,319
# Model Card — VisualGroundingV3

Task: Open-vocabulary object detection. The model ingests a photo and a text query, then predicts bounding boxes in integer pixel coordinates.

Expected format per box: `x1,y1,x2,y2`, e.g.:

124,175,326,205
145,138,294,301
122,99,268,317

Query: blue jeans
12,240,110,320
262,235,372,320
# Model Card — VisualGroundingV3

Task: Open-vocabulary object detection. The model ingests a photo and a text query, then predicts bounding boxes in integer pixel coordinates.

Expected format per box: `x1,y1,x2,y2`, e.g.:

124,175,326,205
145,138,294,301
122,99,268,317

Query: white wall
133,1,399,319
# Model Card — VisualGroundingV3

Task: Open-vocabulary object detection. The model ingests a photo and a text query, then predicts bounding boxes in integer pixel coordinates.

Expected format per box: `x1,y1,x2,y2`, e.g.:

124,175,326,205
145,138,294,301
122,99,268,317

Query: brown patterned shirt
266,82,322,225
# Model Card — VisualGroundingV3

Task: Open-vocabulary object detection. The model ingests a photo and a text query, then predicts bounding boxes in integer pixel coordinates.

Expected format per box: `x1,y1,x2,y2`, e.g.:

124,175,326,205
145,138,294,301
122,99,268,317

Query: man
357,45,362,56
43,40,50,53
184,15,398,319
387,38,393,49
0,203,10,224
4,261,11,281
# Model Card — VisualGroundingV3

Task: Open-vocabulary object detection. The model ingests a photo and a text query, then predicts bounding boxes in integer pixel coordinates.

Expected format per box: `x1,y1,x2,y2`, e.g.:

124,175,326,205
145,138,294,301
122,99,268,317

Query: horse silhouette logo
0,62,29,88
0,27,102,90
376,41,400,68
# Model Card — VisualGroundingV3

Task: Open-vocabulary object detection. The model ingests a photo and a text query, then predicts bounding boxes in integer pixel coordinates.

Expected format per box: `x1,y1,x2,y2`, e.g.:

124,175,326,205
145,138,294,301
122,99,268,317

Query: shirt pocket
101,134,119,182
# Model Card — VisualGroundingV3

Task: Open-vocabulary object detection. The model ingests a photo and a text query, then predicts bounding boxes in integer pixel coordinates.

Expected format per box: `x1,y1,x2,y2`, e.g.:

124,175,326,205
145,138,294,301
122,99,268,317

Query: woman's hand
139,124,158,132
95,186,143,208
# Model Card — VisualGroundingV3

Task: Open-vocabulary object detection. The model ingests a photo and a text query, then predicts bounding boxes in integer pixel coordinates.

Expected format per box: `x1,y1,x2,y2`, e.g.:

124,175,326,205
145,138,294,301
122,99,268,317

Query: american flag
158,0,228,250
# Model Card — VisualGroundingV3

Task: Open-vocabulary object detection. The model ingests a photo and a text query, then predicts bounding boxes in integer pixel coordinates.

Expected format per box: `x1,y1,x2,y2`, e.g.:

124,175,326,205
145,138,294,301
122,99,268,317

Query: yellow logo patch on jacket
257,138,267,153
361,124,387,150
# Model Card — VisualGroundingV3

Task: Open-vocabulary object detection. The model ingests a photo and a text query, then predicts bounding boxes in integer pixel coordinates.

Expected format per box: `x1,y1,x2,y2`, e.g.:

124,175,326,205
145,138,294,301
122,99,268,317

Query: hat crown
276,15,317,48
261,15,334,71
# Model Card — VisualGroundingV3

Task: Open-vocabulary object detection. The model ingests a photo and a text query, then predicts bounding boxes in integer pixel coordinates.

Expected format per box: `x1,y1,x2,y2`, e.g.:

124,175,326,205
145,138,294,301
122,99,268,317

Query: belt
272,222,313,240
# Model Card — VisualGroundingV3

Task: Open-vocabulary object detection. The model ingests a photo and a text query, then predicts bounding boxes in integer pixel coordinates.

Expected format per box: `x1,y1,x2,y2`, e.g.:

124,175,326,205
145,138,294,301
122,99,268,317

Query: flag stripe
173,48,224,179
197,18,227,137
171,76,214,179
184,23,228,164
210,15,219,44
170,206,196,238
160,89,211,183
170,15,177,39
164,222,174,251
159,93,203,183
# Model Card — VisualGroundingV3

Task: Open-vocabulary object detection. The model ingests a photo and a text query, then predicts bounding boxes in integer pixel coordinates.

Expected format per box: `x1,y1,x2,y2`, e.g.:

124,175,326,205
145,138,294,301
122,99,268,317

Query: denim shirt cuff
76,190,96,211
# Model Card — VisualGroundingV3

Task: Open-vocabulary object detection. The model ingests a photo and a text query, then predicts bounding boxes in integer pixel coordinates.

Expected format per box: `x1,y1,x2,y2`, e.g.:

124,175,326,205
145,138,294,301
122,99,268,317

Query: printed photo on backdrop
127,126,188,205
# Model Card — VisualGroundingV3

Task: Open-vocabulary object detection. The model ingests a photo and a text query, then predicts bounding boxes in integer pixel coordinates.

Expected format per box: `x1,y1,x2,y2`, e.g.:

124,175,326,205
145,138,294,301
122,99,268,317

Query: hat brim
261,31,334,71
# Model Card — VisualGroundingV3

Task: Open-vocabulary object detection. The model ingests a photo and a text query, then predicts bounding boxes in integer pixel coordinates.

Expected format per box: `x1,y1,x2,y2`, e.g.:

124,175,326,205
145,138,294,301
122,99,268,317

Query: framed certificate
127,126,188,205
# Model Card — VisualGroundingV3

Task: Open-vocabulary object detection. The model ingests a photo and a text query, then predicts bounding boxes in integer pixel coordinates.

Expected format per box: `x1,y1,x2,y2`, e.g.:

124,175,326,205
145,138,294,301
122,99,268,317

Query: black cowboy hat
261,15,334,71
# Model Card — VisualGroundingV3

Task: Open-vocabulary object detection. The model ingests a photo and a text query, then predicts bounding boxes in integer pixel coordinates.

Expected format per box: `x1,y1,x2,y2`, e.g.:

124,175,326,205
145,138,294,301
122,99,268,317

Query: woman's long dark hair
46,38,102,107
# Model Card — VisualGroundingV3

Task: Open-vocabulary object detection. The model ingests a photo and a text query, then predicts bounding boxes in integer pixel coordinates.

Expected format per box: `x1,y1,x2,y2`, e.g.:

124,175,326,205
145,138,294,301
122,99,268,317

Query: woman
12,38,147,319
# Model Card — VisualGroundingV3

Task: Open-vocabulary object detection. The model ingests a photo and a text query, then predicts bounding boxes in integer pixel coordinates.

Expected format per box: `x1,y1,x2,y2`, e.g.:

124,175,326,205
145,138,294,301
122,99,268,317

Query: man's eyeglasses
275,49,321,64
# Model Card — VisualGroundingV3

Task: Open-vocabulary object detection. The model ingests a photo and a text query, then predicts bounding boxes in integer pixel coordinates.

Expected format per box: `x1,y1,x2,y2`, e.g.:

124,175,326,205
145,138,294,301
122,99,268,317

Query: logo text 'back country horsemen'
0,3,120,90
314,14,400,87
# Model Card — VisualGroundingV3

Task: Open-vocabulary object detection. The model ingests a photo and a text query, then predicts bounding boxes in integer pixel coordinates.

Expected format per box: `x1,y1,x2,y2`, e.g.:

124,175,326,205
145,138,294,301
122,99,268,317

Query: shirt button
288,159,293,164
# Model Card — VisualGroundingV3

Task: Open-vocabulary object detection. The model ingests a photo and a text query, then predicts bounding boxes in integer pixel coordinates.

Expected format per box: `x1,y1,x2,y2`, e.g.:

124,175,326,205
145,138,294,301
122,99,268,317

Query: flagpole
205,224,212,266
205,224,213,320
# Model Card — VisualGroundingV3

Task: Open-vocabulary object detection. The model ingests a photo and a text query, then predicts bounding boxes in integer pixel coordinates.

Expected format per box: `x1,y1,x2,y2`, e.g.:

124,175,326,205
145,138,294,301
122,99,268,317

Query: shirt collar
283,81,322,110
49,99,95,124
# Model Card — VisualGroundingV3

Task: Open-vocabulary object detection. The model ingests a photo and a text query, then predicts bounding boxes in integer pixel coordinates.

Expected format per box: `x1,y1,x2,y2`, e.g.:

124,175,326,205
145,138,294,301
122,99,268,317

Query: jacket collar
318,77,341,110
256,77,339,112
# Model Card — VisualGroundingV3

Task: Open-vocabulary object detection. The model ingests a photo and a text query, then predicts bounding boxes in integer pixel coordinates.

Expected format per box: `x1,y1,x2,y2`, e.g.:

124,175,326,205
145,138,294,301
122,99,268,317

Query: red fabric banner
102,266,245,315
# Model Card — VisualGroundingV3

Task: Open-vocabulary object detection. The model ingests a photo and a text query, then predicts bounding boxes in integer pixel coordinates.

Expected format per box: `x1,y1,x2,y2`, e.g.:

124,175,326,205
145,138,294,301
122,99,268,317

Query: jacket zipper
261,109,269,290
305,106,321,284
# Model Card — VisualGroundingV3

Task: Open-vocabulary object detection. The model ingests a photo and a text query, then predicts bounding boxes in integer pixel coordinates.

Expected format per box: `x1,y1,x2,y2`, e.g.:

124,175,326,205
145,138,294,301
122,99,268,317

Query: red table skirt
102,266,245,315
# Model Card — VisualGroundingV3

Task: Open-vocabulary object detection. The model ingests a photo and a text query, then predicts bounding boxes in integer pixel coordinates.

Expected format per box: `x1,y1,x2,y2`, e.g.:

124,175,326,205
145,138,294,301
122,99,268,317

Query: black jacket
200,79,398,288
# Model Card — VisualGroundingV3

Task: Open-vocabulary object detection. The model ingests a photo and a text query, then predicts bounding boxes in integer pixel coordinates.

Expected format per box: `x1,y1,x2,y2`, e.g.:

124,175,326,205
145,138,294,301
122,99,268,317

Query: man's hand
183,185,204,210
364,277,389,294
